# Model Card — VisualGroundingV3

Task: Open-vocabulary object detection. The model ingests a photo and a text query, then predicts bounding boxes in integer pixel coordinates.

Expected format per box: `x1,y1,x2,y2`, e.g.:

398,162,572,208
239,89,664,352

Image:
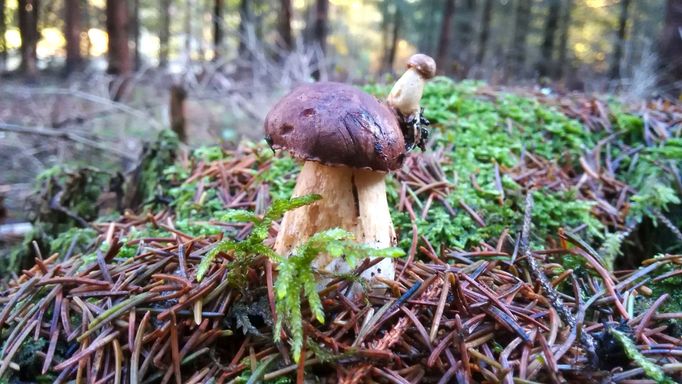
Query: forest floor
0,78,681,383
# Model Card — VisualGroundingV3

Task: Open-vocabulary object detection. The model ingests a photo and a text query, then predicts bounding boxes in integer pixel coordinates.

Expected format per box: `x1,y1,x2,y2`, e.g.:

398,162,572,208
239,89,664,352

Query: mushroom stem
387,67,426,119
274,161,396,282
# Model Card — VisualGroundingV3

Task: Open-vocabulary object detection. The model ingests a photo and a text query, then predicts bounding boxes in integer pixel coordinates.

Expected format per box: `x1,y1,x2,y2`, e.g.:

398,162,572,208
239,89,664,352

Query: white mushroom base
274,161,396,286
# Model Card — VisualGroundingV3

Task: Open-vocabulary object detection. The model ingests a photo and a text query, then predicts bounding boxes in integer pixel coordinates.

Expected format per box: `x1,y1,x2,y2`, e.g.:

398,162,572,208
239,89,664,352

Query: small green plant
196,194,323,283
274,228,403,361
609,327,676,384
197,194,404,362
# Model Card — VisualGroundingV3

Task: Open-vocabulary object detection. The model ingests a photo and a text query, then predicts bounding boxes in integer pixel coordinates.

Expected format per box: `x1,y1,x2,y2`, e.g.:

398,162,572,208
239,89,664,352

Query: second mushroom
265,54,436,285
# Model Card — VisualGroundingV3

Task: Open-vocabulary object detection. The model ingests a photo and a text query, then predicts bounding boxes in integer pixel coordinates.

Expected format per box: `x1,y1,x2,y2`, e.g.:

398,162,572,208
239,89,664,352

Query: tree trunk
609,0,632,80
383,6,401,73
132,0,141,69
106,0,131,75
159,0,170,67
556,0,573,79
507,0,532,77
537,0,561,78
457,0,475,70
313,0,329,54
170,84,187,143
237,0,251,57
278,0,293,51
18,0,39,77
184,0,192,60
476,0,493,65
0,0,7,71
64,0,82,75
213,0,223,60
311,0,328,80
660,0,682,94
435,0,455,74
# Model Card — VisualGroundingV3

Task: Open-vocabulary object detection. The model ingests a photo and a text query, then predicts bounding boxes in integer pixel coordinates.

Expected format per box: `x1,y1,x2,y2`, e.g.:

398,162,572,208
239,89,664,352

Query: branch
0,123,137,160
519,191,598,367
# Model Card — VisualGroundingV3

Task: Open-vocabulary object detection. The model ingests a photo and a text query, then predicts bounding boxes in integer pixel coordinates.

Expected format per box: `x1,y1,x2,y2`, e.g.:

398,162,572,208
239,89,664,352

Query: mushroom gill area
274,160,396,281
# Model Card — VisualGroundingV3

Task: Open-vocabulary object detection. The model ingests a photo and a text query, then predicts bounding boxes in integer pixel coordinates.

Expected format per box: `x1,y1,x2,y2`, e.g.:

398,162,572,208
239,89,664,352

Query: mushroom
265,55,435,286
387,53,437,150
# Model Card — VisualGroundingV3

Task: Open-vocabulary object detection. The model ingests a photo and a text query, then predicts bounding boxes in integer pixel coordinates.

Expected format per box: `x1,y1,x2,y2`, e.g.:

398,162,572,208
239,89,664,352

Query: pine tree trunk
476,0,493,65
435,0,455,73
106,0,131,75
507,0,531,77
384,6,401,73
537,0,561,78
237,0,250,57
0,0,7,71
660,0,682,94
457,0,475,70
64,0,82,75
311,0,328,80
556,0,573,80
278,0,293,51
132,0,141,69
313,0,329,54
213,0,223,60
18,0,39,77
159,0,170,67
609,0,632,80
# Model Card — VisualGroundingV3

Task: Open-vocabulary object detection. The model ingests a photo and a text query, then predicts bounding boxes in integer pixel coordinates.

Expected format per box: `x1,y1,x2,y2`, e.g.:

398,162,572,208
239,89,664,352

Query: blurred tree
476,0,493,66
0,0,6,71
660,0,682,94
313,0,328,54
213,0,223,59
436,0,455,74
278,0,293,51
556,0,573,80
18,0,39,77
64,0,82,75
132,0,141,69
311,0,328,80
538,0,561,78
238,0,251,57
609,0,632,80
456,0,476,70
106,0,131,75
507,0,531,76
159,0,171,67
381,2,401,73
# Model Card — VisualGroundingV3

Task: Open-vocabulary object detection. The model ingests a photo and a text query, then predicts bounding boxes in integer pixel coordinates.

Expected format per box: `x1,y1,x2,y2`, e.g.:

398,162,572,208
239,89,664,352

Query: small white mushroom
387,53,437,121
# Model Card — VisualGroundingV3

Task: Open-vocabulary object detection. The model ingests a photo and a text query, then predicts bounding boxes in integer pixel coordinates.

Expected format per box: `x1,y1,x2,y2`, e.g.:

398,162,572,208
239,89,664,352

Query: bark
213,0,223,59
132,0,141,69
507,0,532,76
476,0,493,65
159,0,170,67
313,0,329,54
659,0,682,93
18,0,39,77
237,0,251,57
311,0,329,80
537,0,561,78
184,0,192,59
556,0,573,79
106,0,131,75
64,0,82,75
170,85,187,143
383,6,401,73
457,0,475,69
0,0,7,71
435,0,455,73
278,0,293,51
609,0,632,80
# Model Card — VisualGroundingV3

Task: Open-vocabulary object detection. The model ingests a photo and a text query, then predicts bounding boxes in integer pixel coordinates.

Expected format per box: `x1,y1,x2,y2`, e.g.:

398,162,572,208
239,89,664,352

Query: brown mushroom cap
264,82,406,172
407,53,436,79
